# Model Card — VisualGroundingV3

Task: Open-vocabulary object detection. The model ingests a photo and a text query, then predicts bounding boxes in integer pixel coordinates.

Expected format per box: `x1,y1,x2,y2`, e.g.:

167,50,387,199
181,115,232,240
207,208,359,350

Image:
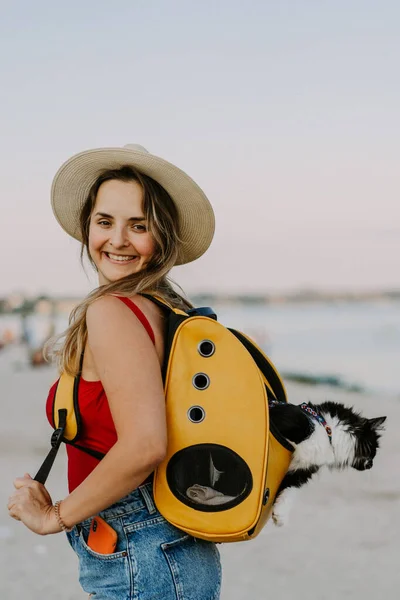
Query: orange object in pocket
87,516,118,554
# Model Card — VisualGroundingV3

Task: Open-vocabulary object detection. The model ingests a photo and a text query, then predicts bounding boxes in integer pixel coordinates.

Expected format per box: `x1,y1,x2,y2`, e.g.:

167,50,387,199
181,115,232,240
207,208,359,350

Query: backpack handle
187,307,217,320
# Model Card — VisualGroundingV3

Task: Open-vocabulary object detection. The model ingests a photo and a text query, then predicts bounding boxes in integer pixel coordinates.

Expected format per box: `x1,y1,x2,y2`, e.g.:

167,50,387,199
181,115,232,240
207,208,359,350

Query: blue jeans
66,481,222,600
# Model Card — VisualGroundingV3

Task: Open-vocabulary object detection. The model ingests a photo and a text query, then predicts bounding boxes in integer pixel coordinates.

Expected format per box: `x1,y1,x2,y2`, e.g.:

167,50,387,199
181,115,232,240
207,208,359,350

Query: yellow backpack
36,295,293,543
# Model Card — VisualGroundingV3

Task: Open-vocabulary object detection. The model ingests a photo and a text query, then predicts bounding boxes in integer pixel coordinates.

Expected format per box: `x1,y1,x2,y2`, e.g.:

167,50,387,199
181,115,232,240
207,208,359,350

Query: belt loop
138,484,156,515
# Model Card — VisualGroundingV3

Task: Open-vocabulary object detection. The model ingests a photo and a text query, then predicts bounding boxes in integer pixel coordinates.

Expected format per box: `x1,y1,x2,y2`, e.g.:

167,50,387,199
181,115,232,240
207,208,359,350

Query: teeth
107,253,136,262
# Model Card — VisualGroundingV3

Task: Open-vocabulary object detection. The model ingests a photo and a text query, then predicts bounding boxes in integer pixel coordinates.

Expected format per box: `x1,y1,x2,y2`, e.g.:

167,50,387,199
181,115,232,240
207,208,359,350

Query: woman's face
88,179,156,285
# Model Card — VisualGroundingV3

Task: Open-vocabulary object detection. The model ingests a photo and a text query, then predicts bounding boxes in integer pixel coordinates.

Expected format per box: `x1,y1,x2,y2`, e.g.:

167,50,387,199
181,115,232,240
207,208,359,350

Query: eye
98,219,111,227
132,223,147,232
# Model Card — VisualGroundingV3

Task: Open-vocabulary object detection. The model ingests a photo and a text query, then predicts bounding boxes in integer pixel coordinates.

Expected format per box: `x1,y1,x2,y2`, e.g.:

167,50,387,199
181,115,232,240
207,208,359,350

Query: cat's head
319,402,386,471
351,416,386,471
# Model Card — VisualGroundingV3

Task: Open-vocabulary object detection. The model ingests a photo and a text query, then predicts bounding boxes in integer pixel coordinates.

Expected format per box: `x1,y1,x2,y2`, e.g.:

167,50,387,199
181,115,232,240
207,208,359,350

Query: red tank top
46,297,156,492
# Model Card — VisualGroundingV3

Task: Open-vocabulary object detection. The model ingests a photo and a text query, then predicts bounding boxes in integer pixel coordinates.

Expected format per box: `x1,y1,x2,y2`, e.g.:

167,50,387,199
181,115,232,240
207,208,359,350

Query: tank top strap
115,296,156,345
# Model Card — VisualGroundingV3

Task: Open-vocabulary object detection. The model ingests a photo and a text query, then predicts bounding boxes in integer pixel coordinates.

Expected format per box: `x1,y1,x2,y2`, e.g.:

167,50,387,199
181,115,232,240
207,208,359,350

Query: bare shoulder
86,295,134,328
86,294,165,364
86,295,155,344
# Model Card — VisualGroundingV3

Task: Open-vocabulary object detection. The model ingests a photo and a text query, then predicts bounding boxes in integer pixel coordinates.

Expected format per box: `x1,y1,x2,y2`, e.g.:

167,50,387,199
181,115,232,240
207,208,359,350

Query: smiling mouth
104,252,138,263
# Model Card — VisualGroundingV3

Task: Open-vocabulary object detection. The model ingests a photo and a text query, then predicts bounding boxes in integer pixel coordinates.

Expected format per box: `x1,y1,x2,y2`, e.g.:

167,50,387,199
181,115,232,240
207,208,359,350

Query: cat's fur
270,401,386,526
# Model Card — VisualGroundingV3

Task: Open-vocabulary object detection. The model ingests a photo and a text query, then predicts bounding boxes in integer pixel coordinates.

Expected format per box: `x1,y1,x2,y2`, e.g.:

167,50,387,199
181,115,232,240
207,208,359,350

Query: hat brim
51,146,215,265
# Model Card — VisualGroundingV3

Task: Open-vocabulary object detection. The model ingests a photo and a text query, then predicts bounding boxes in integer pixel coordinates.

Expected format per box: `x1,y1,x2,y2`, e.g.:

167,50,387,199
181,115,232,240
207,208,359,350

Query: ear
369,416,387,430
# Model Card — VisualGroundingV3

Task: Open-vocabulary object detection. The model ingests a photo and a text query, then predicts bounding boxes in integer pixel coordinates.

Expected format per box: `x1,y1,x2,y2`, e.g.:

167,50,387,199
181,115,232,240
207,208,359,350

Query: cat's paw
271,490,292,527
272,507,286,527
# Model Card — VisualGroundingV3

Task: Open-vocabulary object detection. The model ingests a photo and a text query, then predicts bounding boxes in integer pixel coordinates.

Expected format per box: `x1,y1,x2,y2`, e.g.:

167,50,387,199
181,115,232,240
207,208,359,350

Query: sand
1,359,399,599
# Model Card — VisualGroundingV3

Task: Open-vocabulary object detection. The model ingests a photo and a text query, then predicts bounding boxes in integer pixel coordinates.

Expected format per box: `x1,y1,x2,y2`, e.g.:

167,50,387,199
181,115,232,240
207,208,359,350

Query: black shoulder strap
140,293,172,312
141,293,188,380
65,442,105,460
34,408,67,485
34,414,106,485
228,329,287,404
35,352,104,485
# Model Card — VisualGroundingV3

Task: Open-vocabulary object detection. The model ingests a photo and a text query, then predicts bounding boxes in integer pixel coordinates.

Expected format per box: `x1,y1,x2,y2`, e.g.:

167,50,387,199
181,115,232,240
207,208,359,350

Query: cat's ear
369,416,386,430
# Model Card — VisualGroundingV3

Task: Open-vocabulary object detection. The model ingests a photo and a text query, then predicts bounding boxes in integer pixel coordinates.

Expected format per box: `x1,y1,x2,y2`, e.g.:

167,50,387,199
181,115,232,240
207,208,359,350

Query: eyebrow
94,212,145,221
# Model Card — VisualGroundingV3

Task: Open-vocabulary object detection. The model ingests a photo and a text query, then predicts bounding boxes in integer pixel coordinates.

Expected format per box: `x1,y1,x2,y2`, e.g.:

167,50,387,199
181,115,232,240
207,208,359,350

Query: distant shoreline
1,288,400,316
193,289,400,306
282,371,365,394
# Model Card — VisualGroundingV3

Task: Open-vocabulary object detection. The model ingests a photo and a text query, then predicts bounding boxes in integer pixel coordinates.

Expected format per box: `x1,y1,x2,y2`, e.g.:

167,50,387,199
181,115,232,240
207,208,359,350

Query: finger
24,473,32,479
13,476,36,490
8,508,21,522
7,491,20,506
7,494,22,512
13,478,26,490
7,499,20,520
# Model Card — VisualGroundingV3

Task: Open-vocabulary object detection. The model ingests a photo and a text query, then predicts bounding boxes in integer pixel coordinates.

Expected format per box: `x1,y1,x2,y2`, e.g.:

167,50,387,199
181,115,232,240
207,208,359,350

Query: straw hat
51,144,215,265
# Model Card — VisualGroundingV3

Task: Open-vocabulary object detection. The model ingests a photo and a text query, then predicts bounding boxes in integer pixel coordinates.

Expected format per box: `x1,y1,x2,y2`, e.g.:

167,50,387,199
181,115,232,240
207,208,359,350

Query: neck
288,420,335,471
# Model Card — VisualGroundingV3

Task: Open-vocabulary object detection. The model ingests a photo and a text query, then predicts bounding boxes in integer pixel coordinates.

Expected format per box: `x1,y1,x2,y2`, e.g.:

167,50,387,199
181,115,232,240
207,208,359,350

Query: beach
1,359,399,599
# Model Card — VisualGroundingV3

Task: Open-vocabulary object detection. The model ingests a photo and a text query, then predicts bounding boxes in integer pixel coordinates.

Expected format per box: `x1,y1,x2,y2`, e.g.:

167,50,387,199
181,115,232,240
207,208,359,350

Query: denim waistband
78,481,157,529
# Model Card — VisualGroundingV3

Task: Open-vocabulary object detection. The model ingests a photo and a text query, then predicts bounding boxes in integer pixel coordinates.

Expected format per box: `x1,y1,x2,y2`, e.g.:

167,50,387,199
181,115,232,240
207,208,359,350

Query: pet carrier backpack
36,295,293,543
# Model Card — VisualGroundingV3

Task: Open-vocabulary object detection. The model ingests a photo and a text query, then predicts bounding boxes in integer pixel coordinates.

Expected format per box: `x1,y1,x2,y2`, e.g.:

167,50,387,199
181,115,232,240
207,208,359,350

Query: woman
8,144,221,600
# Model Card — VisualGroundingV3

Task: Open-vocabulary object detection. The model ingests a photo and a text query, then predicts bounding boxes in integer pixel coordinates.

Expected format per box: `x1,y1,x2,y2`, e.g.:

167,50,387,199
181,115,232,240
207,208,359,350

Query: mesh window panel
166,444,253,512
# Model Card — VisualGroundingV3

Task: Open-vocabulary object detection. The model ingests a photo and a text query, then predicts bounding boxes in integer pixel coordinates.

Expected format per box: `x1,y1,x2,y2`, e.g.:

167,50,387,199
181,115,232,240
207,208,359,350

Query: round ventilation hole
188,406,205,423
192,373,210,390
198,340,215,357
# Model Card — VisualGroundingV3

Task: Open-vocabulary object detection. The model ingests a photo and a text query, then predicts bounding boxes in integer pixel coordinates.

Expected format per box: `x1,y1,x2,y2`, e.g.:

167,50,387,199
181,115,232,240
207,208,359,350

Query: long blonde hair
47,165,192,375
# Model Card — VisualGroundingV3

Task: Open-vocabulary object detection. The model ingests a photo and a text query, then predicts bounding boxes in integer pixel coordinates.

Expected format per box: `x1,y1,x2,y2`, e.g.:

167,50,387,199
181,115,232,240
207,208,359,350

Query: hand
7,473,61,535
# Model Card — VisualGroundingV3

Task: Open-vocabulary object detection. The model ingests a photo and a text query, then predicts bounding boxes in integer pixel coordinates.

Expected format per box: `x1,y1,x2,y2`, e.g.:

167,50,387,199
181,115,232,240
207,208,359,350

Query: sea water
215,300,400,397
1,300,399,397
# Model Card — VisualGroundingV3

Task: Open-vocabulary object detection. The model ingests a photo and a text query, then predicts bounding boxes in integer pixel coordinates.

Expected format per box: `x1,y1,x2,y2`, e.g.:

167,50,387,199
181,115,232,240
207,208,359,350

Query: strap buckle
51,426,65,449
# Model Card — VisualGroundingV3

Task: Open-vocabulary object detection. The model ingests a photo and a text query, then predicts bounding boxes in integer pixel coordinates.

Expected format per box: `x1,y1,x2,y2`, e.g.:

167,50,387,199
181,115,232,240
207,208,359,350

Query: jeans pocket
78,527,128,561
74,524,130,600
161,535,221,600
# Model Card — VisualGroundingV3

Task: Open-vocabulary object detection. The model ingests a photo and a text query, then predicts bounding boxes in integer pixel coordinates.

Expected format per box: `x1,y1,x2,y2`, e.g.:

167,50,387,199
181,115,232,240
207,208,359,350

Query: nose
110,227,129,248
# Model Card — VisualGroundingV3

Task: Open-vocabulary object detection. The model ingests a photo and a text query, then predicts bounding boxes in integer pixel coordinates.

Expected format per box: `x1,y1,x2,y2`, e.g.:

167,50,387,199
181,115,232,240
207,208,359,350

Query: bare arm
58,295,167,527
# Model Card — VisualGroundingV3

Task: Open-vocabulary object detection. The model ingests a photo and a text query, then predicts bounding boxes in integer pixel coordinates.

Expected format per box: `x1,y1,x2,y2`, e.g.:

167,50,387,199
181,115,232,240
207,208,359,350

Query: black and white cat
270,401,386,526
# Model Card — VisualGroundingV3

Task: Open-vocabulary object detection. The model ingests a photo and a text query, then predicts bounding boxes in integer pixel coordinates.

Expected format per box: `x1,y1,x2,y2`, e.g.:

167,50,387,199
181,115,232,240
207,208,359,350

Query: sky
1,1,399,296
